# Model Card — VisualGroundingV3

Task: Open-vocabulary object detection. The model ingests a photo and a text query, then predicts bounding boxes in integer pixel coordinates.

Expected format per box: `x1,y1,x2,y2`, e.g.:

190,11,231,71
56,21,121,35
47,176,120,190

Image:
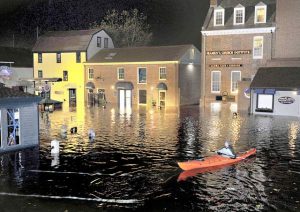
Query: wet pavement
0,103,300,211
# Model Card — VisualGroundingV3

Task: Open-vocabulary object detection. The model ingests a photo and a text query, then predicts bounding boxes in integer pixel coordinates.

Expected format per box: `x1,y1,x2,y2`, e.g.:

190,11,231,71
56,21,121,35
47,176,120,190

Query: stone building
84,45,201,109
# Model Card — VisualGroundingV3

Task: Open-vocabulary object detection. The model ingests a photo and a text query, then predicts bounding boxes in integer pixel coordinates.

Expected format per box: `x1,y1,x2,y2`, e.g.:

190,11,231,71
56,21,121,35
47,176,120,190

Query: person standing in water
217,141,236,159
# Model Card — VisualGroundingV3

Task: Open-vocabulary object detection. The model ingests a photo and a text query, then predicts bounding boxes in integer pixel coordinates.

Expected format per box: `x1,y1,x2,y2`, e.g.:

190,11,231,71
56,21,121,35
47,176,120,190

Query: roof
86,45,194,63
250,67,300,89
0,86,41,103
203,0,276,31
32,29,102,52
0,47,32,67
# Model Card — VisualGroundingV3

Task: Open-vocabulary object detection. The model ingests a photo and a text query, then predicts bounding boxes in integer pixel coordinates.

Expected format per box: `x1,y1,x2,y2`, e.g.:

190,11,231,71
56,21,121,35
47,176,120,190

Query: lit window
234,7,245,25
57,53,61,63
231,71,241,93
256,94,273,112
159,67,167,80
38,70,43,78
38,53,42,63
7,109,20,146
97,37,101,47
138,68,147,84
63,70,68,81
211,71,221,93
76,52,81,63
253,36,264,59
255,5,267,24
214,8,224,26
104,38,109,48
118,68,125,80
88,68,94,80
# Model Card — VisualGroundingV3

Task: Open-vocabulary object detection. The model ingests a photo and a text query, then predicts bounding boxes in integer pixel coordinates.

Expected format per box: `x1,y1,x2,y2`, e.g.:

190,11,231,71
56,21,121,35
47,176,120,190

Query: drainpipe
201,33,206,107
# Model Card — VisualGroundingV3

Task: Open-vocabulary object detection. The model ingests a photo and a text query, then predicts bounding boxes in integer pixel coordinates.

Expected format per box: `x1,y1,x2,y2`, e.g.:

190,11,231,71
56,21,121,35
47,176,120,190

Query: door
125,90,131,107
119,90,125,109
119,90,132,109
159,91,166,108
69,89,77,107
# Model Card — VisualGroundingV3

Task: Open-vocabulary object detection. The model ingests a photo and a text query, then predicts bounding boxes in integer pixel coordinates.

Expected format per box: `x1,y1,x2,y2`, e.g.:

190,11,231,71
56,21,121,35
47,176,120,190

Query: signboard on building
209,64,243,68
278,96,295,104
206,50,251,55
0,66,13,79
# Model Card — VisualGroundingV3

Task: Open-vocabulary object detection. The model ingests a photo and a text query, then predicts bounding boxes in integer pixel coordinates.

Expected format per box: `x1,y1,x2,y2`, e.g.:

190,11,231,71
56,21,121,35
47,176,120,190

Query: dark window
118,68,125,80
63,70,68,81
104,38,109,48
138,68,147,83
38,70,43,78
57,53,61,63
97,37,101,47
38,53,42,63
76,52,81,63
139,90,147,104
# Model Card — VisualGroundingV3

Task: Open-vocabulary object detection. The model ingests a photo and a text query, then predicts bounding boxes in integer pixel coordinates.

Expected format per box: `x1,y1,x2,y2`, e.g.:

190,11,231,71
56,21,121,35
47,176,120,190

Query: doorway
69,89,77,107
119,90,132,109
159,91,166,108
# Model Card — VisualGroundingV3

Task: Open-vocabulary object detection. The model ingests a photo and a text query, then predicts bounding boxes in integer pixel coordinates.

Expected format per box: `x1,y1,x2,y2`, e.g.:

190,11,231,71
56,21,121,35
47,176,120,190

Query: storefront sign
206,50,251,55
209,64,243,68
278,96,295,104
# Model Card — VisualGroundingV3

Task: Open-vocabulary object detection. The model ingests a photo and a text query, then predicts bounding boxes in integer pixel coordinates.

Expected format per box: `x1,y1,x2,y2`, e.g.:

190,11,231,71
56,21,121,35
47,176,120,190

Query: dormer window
255,3,267,24
214,7,225,26
234,5,245,25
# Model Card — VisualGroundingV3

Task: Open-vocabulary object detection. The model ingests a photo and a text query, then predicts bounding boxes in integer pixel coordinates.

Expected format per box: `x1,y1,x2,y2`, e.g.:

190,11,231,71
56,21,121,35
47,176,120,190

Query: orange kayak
177,148,256,171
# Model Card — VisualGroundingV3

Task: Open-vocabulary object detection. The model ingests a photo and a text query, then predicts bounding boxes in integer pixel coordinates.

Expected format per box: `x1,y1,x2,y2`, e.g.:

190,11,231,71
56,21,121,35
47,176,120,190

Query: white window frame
234,7,245,25
159,67,167,80
117,67,125,80
231,71,241,94
214,8,225,26
211,71,221,93
253,36,264,59
255,4,267,24
88,68,94,80
137,67,147,84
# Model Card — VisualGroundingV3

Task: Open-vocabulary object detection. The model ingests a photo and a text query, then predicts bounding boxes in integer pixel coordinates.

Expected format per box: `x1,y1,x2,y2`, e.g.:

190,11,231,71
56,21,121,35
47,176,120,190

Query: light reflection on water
0,104,300,211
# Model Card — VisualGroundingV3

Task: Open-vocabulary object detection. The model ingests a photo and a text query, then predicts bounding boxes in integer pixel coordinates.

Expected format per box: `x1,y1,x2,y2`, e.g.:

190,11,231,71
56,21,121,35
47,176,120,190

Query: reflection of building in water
0,86,41,153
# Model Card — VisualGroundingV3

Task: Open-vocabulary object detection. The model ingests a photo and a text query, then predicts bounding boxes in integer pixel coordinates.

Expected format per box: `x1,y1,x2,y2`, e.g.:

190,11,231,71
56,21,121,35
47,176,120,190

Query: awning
115,81,134,90
85,82,95,89
39,98,62,105
157,82,168,90
21,78,62,82
254,89,264,94
254,88,276,94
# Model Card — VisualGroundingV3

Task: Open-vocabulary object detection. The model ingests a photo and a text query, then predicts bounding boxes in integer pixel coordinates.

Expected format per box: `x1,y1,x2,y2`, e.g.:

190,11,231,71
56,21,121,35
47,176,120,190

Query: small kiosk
0,85,41,153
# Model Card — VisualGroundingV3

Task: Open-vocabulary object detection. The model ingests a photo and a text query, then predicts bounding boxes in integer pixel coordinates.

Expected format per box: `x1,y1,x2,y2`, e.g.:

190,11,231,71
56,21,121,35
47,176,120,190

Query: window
211,71,221,93
76,52,81,63
159,67,167,80
7,109,20,146
139,90,147,104
118,68,125,80
214,8,224,26
255,5,267,24
63,70,68,81
88,68,94,79
97,37,101,47
38,70,43,78
57,53,61,63
231,71,241,93
38,53,42,63
138,68,147,83
253,36,264,59
234,7,245,25
104,38,109,48
257,94,273,112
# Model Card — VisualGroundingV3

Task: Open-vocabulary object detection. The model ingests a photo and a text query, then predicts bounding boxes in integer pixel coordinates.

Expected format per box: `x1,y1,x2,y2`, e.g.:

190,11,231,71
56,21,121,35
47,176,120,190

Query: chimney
210,0,221,7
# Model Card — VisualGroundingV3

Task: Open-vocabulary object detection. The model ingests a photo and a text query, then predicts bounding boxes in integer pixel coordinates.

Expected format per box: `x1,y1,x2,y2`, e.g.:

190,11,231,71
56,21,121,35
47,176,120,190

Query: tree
91,9,152,47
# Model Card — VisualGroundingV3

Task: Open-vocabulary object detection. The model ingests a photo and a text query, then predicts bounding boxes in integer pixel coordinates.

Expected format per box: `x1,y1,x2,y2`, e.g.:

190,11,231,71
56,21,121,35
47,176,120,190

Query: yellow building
32,29,114,109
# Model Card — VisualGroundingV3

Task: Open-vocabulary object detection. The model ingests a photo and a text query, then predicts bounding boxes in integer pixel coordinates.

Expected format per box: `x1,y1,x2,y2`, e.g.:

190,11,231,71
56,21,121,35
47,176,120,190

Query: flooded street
0,104,300,211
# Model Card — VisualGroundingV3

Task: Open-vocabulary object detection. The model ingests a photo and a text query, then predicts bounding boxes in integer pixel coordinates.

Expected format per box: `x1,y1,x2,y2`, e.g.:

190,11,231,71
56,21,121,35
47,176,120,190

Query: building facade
201,0,276,109
84,45,201,109
32,29,114,109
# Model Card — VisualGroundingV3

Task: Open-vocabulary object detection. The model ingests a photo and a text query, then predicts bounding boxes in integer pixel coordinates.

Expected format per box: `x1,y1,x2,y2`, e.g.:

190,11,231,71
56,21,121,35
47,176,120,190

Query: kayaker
217,141,236,159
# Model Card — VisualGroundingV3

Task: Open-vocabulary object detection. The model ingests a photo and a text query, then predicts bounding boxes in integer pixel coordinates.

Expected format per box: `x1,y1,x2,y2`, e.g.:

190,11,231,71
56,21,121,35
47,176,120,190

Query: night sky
0,0,210,49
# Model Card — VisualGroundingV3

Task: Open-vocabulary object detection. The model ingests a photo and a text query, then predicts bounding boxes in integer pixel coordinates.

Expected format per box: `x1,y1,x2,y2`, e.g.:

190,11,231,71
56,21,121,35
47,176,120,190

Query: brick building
84,45,201,109
201,0,276,109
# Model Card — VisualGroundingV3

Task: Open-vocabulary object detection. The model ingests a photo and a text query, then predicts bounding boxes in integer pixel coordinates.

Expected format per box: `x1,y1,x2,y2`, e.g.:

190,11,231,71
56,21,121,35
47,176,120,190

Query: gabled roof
0,47,32,67
32,29,103,52
250,67,300,89
0,86,41,104
86,45,195,63
203,0,276,31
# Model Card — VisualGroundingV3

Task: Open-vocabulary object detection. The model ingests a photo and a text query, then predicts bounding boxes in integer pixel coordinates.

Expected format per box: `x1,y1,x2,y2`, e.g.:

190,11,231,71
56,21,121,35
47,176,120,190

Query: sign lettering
209,64,243,68
206,50,251,55
278,96,295,104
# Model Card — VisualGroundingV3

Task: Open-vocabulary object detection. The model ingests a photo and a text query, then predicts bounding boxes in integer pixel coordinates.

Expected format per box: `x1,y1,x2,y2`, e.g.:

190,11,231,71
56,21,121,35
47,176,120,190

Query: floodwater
0,103,300,212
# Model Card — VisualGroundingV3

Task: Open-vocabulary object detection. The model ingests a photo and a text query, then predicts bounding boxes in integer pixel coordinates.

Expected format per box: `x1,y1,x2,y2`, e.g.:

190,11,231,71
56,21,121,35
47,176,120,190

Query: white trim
202,27,275,36
117,67,125,80
214,8,225,26
234,7,245,25
231,71,241,94
211,71,221,93
255,4,267,24
159,67,167,80
88,68,94,80
137,67,147,84
253,36,264,59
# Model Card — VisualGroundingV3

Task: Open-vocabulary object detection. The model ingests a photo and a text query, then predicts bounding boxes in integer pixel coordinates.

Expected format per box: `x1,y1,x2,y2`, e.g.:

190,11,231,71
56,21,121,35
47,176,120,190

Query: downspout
201,33,206,107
